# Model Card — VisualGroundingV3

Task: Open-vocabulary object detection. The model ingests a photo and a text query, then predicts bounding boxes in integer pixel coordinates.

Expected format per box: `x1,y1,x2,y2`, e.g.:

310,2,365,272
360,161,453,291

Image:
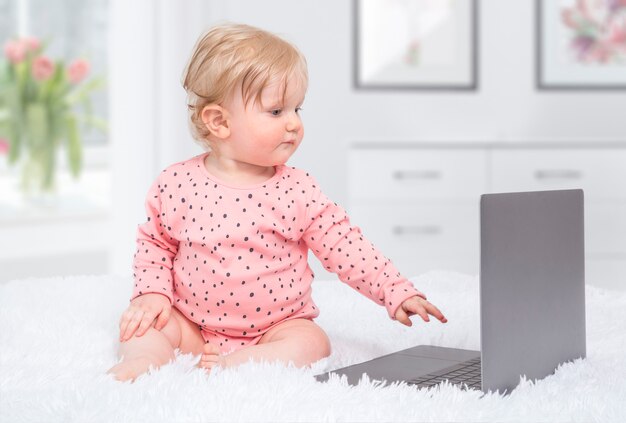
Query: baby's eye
270,109,282,116
295,107,303,114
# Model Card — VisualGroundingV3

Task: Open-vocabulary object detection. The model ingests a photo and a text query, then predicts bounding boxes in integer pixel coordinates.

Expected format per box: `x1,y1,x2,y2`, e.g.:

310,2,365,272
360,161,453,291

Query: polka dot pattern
132,153,423,353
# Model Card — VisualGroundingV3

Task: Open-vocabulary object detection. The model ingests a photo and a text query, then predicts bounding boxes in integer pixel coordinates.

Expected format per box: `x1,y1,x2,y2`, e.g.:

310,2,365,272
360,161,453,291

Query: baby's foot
197,343,223,372
107,356,157,382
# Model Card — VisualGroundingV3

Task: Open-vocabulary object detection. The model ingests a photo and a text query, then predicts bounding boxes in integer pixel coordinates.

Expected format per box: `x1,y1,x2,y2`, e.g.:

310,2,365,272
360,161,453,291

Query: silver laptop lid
479,189,586,394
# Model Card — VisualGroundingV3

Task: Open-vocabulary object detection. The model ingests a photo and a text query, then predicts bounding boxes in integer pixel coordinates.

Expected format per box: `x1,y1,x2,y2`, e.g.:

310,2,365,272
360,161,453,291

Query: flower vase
2,36,104,207
19,149,58,208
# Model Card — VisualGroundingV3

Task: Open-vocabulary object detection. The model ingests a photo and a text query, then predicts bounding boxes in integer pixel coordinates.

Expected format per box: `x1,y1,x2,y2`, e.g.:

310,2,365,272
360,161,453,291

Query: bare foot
107,356,158,382
197,343,223,372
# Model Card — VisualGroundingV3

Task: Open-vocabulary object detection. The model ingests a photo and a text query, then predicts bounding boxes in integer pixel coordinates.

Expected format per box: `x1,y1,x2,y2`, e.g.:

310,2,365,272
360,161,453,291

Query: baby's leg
107,307,204,381
199,319,331,370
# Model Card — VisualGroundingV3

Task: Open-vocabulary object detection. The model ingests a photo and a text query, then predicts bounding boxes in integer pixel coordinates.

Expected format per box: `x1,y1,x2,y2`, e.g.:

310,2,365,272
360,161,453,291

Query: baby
107,23,447,382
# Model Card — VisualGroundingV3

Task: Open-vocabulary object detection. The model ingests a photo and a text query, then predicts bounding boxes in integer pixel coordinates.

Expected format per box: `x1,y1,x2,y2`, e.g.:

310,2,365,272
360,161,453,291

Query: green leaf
5,82,21,116
42,142,55,190
0,108,9,124
50,108,66,145
39,64,65,102
7,122,20,163
0,109,21,163
76,114,108,133
3,84,24,163
65,114,82,178
65,76,105,106
25,103,48,149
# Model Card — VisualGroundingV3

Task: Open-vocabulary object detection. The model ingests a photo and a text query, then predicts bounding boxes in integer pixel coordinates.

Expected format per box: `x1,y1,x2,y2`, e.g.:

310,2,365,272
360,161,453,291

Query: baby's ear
201,104,230,139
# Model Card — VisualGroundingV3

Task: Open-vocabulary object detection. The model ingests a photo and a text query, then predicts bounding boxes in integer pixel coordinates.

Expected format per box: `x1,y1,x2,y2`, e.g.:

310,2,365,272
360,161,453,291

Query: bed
1,271,624,422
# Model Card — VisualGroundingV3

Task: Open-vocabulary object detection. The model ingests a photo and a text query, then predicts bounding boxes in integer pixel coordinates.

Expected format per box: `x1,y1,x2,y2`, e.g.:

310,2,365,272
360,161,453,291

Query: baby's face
222,75,306,167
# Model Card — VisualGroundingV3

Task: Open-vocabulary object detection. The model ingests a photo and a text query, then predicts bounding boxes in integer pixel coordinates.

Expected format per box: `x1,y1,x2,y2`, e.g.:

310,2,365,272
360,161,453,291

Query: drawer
349,149,488,201
490,149,626,200
347,202,626,273
347,202,626,256
349,203,480,257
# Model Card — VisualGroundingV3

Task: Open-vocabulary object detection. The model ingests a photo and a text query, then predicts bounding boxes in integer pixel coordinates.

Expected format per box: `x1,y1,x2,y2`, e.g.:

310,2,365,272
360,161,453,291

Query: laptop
316,189,586,394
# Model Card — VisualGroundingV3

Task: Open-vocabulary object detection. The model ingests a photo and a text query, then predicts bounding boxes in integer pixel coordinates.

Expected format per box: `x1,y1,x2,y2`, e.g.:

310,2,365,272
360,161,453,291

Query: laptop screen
479,189,586,393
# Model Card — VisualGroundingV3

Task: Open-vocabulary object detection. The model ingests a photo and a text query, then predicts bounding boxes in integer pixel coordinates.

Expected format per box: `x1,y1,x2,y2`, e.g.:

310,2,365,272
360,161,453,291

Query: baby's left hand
395,296,448,327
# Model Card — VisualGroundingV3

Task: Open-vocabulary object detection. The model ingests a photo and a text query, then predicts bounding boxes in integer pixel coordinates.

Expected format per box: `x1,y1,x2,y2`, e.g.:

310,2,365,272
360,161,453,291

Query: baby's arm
301,174,442,322
124,175,180,340
131,175,179,303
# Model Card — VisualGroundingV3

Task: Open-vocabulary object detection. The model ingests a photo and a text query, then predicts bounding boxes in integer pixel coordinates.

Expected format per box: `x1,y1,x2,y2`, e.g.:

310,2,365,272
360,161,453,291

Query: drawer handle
534,170,583,180
393,170,442,180
392,225,442,236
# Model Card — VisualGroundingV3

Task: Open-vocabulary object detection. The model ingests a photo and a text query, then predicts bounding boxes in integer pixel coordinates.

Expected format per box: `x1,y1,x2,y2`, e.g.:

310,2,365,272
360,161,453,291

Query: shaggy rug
0,271,625,422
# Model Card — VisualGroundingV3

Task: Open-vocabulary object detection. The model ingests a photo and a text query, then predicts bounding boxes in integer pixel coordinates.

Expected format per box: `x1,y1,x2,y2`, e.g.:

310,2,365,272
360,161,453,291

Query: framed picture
353,0,478,90
537,0,626,90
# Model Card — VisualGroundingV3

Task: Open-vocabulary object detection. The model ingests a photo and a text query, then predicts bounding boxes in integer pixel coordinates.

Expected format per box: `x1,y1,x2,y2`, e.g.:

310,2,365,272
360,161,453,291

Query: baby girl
107,23,447,382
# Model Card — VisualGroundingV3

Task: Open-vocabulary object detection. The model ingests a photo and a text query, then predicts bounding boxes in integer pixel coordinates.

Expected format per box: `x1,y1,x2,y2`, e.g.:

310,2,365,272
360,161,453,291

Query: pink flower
0,138,9,156
67,59,90,84
608,18,626,43
21,36,41,52
561,9,577,29
32,56,55,81
3,39,26,64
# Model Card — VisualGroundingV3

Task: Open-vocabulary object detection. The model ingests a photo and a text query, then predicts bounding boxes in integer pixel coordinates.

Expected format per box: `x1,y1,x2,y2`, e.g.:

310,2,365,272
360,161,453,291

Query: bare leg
198,319,331,371
107,307,205,382
106,327,177,381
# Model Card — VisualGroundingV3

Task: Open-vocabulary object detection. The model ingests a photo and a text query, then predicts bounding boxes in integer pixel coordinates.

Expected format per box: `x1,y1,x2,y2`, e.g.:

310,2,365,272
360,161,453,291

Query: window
0,0,108,145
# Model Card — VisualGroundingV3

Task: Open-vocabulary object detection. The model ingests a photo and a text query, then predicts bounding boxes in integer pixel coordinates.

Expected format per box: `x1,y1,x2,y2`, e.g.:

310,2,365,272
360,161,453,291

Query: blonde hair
182,23,308,149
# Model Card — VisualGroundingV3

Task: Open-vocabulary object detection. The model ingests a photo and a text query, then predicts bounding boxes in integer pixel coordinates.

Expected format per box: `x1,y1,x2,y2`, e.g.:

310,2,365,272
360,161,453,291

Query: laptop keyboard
407,357,482,389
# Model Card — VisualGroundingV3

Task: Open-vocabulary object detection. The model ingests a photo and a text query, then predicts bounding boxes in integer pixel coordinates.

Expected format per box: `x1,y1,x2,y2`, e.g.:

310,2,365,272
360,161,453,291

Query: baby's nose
286,114,301,132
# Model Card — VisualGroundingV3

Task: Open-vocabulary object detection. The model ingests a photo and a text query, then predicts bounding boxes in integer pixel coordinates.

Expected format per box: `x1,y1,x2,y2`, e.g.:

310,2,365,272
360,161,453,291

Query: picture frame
537,0,626,90
353,0,479,90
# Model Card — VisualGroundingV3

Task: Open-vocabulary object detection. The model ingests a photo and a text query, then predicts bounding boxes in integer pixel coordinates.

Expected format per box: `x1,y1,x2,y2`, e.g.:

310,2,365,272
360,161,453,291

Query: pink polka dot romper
132,152,425,354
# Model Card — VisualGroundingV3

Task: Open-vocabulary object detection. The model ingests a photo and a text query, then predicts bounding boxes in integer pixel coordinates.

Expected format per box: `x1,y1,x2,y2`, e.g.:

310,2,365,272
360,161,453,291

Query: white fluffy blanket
1,271,625,422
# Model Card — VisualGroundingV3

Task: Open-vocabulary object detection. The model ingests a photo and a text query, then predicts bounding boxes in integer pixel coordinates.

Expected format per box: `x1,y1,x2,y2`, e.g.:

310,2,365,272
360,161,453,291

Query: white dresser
347,142,626,290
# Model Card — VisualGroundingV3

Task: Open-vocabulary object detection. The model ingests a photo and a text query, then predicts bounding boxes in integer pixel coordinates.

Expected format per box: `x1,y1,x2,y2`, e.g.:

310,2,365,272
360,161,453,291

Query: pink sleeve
301,175,426,319
131,176,179,304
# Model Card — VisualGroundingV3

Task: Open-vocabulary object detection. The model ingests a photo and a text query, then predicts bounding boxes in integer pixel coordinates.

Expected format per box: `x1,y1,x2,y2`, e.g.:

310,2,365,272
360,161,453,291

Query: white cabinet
348,142,626,290
350,149,488,201
490,149,626,200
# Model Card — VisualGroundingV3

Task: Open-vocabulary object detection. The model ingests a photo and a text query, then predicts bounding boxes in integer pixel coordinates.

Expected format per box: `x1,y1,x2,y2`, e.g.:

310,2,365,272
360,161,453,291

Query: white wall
109,0,210,276
209,0,626,199
109,0,626,278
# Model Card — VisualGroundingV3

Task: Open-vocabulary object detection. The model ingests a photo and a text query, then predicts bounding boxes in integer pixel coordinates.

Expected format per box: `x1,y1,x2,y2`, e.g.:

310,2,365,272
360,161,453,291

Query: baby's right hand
119,293,171,342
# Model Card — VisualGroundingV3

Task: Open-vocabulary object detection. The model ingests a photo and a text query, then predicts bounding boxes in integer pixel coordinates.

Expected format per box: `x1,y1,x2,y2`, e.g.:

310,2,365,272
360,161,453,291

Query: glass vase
19,149,58,208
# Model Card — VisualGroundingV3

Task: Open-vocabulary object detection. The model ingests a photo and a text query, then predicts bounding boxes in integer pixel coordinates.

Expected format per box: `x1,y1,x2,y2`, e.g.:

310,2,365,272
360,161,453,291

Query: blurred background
1,0,625,290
